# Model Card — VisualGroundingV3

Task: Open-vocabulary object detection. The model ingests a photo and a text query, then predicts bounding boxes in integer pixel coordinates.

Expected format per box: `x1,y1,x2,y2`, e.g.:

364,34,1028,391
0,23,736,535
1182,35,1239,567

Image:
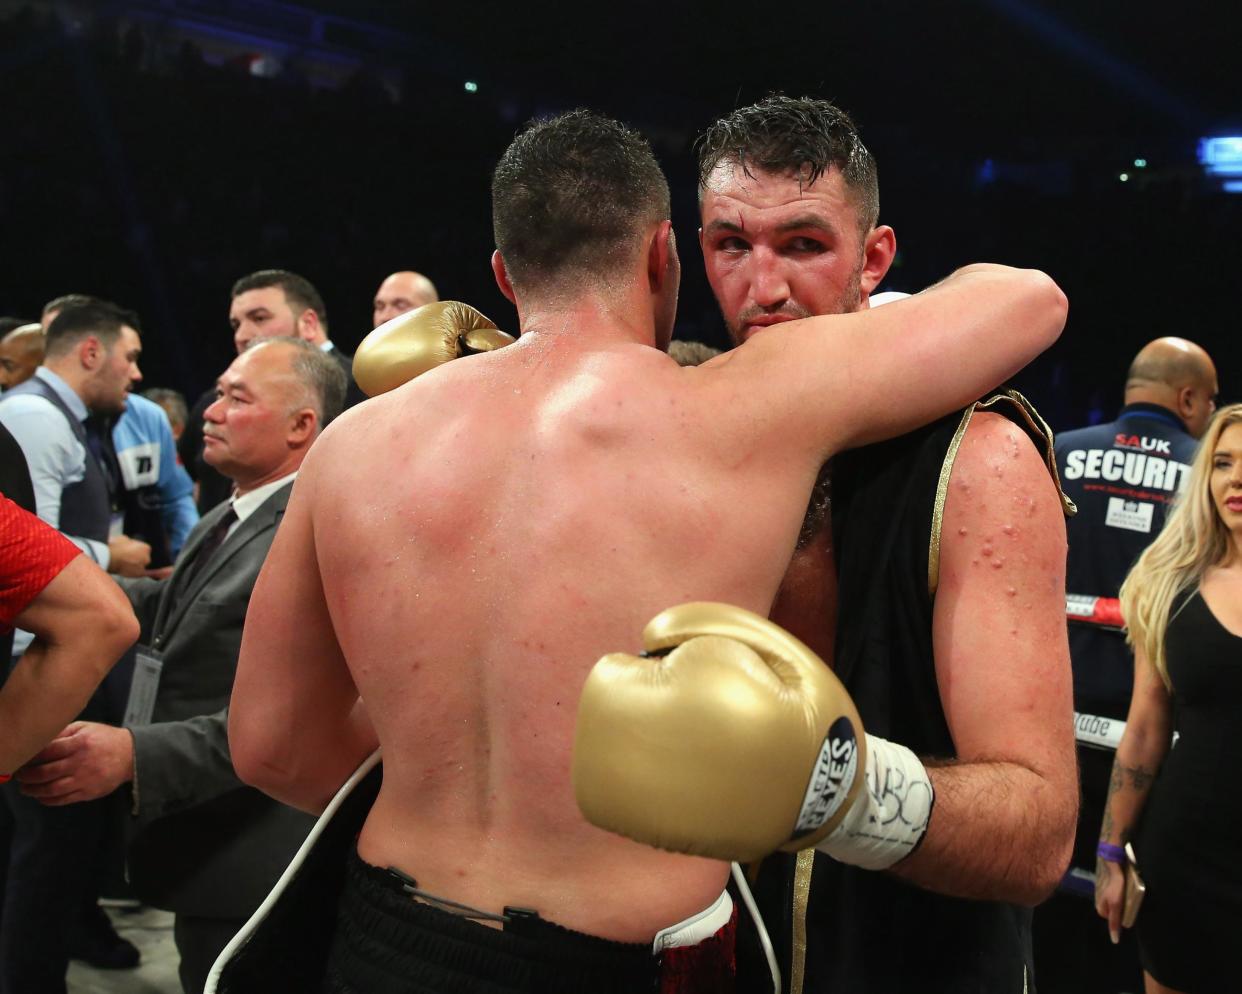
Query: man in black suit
181,269,363,514
18,337,347,994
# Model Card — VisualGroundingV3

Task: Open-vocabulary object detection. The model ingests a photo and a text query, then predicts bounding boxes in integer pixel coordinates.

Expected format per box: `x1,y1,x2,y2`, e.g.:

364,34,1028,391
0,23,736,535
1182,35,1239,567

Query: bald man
1034,336,1217,992
0,324,44,391
371,270,438,328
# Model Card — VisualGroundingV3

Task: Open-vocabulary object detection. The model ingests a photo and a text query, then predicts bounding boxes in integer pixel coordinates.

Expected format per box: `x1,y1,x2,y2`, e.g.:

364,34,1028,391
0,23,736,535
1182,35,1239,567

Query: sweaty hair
231,270,329,333
44,300,136,357
250,337,347,428
1120,403,1242,690
667,340,720,367
492,110,671,295
696,95,880,233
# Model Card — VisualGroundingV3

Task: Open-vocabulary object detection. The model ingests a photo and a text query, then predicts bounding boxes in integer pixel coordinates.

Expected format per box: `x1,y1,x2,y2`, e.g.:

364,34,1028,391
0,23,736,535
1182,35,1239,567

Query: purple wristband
1097,842,1126,864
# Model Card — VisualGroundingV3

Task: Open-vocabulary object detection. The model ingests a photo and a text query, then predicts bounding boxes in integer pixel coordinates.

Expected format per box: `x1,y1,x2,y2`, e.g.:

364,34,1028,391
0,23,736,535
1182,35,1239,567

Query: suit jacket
327,343,366,409
123,482,315,919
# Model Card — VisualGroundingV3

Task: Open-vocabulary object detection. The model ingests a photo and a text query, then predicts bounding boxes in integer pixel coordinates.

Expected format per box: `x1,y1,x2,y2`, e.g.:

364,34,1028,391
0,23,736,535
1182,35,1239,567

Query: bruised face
700,162,872,345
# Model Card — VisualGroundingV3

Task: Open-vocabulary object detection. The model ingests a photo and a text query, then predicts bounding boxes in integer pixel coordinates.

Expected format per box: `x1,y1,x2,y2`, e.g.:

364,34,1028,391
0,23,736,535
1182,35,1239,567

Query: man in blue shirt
39,296,199,569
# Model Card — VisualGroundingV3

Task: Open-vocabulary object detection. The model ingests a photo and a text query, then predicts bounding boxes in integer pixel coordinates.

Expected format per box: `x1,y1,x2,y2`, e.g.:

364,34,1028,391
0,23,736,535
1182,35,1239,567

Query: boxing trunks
208,753,736,994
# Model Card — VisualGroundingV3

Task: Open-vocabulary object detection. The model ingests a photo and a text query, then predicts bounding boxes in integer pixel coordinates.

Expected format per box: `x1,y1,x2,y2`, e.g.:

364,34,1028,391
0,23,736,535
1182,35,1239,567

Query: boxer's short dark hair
696,95,880,233
232,269,329,333
492,110,671,295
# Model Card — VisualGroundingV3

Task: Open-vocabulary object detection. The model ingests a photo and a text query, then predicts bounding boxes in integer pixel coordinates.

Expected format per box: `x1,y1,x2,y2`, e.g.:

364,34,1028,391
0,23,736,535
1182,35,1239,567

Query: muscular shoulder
942,412,1066,562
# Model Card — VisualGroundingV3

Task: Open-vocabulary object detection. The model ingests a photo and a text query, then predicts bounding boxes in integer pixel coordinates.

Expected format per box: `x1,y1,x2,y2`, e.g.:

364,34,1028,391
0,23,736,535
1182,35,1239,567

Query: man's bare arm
721,265,1067,463
890,415,1077,904
1,556,139,773
229,443,378,814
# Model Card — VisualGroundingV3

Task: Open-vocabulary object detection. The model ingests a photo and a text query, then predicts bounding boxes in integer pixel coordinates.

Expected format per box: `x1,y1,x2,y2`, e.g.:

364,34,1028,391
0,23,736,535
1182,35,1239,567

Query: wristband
1097,841,1126,864
814,733,934,870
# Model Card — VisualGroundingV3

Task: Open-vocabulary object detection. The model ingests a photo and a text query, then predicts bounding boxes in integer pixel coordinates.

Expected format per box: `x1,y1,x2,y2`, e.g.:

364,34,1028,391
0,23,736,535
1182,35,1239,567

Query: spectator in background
42,296,199,569
1035,336,1217,993
0,323,44,391
230,270,360,405
182,269,359,513
19,338,346,994
143,387,189,442
371,269,438,328
1096,403,1242,994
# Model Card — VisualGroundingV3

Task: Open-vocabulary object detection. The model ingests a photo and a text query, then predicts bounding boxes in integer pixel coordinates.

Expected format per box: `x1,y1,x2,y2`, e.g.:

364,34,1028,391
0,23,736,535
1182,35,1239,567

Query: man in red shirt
0,494,138,776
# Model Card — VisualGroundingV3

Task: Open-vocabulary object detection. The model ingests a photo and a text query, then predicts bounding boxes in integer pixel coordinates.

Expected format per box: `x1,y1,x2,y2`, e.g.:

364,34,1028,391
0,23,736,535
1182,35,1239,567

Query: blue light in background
1199,137,1242,177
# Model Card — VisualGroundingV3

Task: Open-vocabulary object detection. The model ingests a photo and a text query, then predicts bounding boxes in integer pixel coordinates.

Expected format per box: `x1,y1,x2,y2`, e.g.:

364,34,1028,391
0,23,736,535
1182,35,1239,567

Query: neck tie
84,414,122,506
179,505,238,592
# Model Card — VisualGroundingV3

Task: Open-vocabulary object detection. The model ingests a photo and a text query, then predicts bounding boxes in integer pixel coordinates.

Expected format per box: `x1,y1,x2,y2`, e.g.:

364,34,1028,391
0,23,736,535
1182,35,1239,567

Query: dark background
1,0,1239,431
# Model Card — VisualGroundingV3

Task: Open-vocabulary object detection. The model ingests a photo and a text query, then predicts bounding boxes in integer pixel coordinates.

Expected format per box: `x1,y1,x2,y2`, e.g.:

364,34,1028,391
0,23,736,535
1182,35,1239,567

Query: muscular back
310,337,819,940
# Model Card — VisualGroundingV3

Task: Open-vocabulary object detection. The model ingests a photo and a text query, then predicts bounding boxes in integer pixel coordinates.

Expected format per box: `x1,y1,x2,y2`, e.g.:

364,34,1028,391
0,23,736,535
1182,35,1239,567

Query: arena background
1,0,1237,431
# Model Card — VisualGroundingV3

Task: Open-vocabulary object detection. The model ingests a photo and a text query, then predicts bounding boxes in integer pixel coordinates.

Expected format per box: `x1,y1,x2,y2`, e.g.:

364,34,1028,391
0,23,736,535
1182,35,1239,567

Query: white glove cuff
814,733,934,870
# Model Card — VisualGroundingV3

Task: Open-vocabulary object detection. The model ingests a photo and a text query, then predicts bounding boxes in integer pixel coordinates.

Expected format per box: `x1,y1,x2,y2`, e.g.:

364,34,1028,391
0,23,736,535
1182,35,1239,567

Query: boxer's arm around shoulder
229,444,377,814
725,265,1066,462
2,556,139,772
891,413,1077,905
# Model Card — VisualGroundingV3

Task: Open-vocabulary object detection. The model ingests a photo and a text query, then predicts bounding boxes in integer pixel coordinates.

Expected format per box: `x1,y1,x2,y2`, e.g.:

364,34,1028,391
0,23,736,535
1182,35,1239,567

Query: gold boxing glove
573,603,934,868
352,301,516,397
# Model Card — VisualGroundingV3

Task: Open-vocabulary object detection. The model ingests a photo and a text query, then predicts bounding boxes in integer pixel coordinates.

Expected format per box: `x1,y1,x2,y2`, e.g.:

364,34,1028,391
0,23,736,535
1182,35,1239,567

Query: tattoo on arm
1123,764,1155,790
1100,758,1158,848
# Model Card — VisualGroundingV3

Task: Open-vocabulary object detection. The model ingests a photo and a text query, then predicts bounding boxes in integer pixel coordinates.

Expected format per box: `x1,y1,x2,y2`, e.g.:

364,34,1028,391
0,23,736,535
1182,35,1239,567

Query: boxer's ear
647,220,676,293
491,251,517,305
859,225,897,301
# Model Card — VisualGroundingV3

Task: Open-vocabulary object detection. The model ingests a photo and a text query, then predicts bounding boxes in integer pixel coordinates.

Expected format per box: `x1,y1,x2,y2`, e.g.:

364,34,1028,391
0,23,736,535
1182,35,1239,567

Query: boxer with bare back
226,110,1066,993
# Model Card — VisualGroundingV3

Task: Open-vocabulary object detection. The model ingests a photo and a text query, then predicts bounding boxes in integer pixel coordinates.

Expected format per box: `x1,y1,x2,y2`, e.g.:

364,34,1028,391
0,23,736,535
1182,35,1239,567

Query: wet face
1210,422,1242,534
230,287,299,354
699,162,869,345
88,326,142,414
201,344,301,486
0,334,40,390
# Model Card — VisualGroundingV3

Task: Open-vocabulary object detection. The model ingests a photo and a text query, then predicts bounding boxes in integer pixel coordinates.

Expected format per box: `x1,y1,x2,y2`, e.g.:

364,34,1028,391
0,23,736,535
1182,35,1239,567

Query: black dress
1134,589,1242,992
